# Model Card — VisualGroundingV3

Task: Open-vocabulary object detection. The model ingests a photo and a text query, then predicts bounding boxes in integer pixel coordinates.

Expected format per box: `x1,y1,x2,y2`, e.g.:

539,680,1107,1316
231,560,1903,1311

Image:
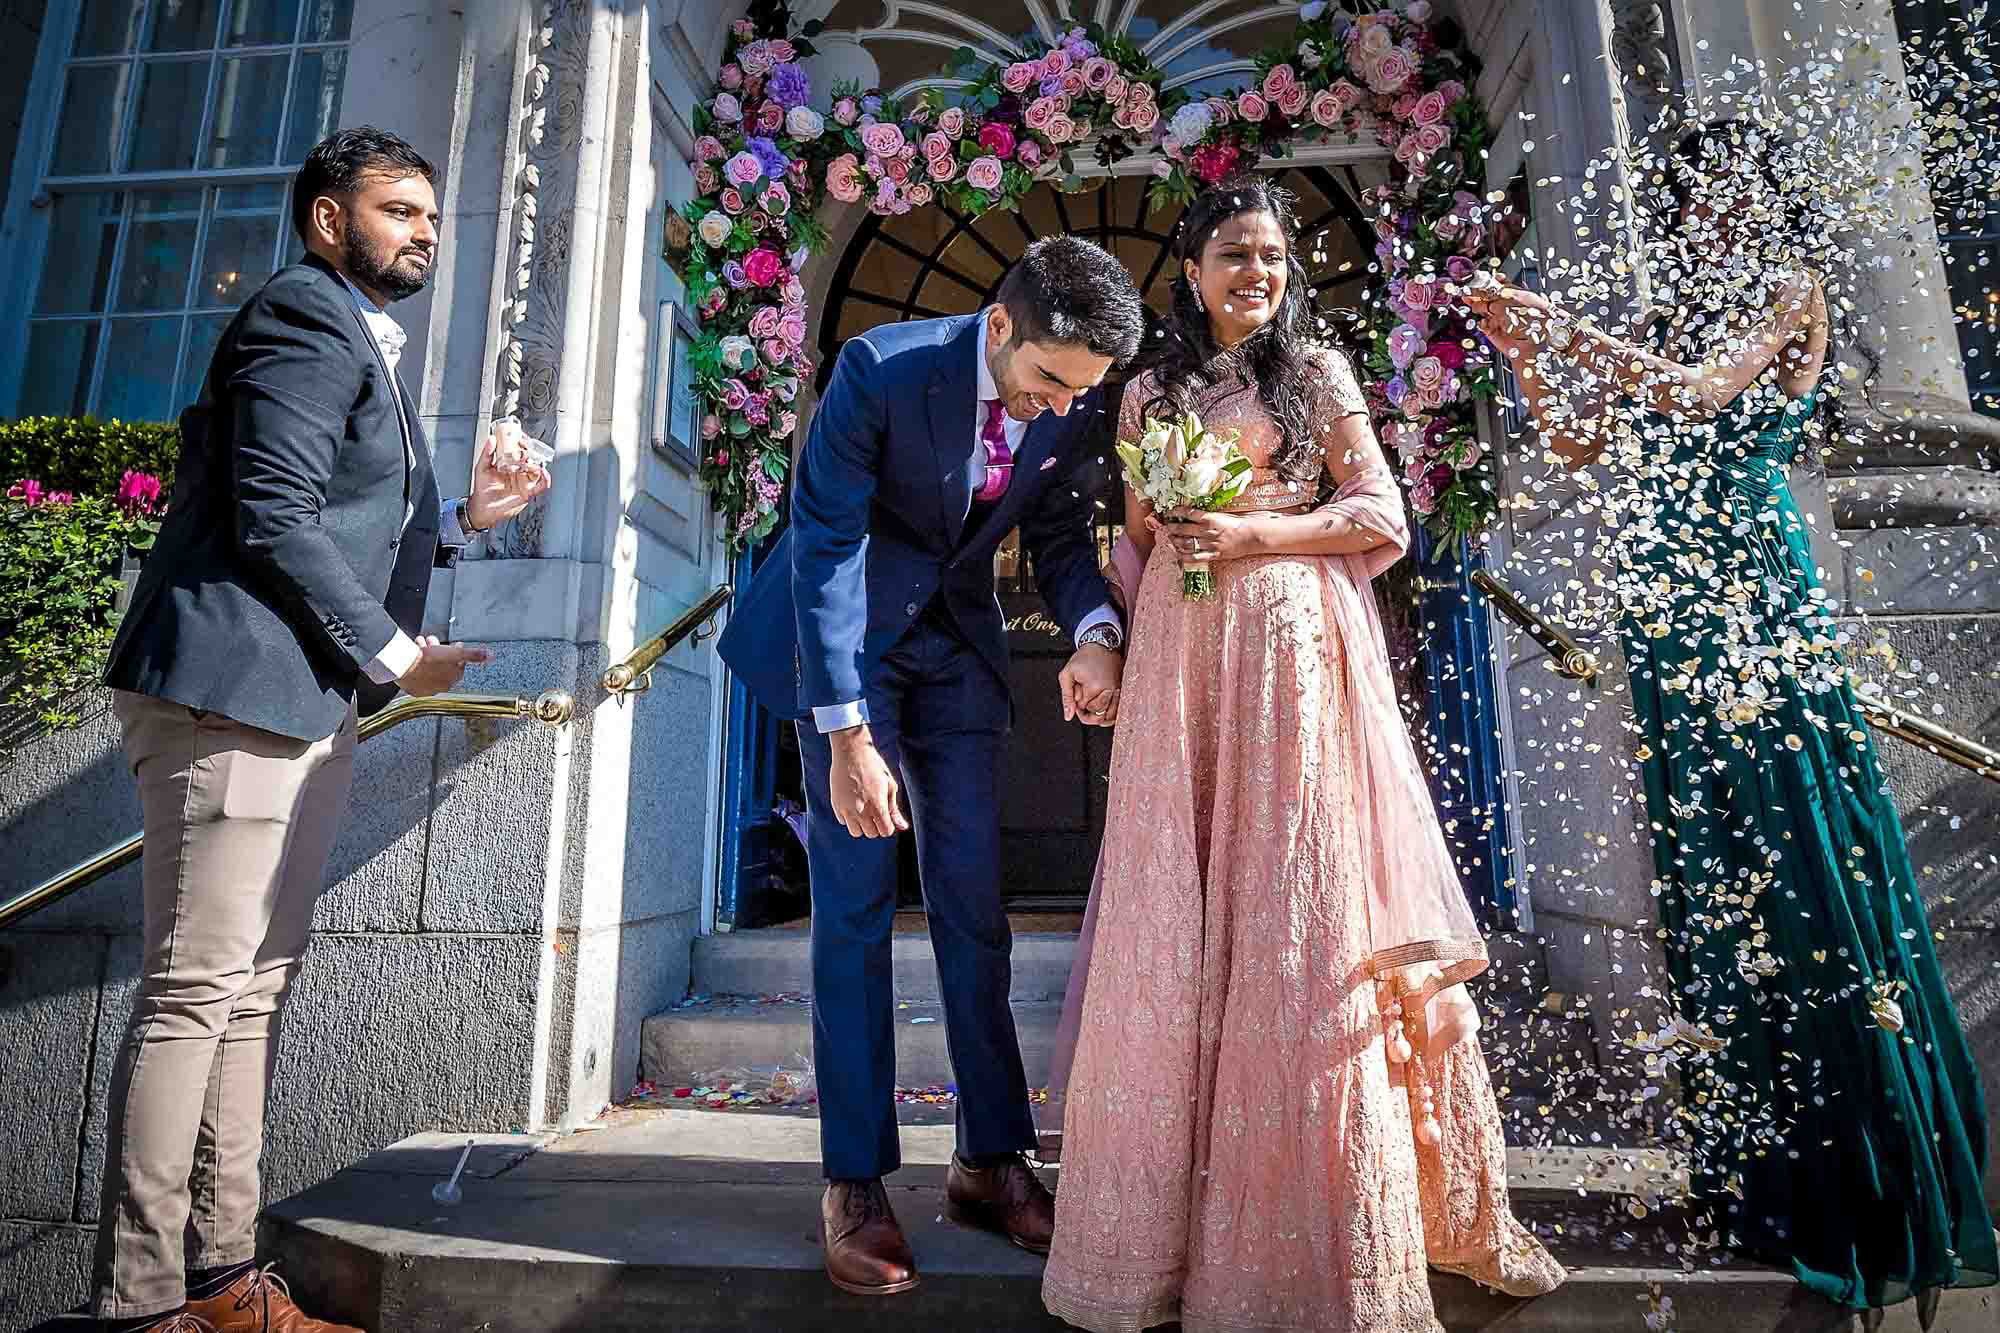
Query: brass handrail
0,689,576,932
1473,572,2000,785
1853,685,2000,782
602,584,733,694
1469,569,1603,684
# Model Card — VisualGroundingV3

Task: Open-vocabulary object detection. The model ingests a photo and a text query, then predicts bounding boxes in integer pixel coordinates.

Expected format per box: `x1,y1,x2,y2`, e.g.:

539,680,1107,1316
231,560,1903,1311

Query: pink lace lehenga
1041,355,1564,1333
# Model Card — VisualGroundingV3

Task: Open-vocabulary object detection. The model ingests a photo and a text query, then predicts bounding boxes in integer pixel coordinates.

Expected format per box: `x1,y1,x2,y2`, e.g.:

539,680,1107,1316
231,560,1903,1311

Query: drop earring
1192,283,1205,312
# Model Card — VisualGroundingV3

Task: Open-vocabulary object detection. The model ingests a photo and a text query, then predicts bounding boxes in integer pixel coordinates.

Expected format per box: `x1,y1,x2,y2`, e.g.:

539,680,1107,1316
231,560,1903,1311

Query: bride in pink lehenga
1041,177,1564,1333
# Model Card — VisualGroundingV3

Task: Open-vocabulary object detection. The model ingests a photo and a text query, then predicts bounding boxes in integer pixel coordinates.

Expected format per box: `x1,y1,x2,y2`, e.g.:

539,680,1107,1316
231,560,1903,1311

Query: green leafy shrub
0,417,182,499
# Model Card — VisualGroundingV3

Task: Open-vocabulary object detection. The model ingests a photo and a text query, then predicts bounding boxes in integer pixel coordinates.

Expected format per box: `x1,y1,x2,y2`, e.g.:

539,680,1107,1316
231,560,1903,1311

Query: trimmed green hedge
0,417,182,498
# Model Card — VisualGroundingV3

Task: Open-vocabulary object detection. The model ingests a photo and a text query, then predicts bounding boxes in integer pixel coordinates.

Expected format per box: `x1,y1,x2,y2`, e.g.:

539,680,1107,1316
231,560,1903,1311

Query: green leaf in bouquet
1113,440,1147,483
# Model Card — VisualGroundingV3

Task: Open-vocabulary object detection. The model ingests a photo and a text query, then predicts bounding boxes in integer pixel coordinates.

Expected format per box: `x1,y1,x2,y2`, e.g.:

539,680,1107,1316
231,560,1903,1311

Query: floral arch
666,0,1503,550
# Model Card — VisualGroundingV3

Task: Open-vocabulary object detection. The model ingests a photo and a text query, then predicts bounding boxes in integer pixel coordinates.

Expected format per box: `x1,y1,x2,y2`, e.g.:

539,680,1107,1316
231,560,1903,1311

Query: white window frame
0,0,354,418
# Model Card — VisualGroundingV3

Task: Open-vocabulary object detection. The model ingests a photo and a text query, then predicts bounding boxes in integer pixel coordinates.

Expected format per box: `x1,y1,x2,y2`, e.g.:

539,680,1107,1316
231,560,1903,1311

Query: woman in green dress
1462,119,1995,1314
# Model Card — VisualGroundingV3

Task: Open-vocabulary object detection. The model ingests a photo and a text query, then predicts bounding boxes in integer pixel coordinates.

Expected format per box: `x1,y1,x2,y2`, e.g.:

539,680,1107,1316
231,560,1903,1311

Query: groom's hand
1061,645,1123,727
828,725,909,839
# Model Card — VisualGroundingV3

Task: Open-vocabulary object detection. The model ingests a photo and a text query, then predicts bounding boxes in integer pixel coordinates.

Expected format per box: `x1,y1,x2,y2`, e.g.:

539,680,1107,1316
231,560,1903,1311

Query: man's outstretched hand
396,635,492,697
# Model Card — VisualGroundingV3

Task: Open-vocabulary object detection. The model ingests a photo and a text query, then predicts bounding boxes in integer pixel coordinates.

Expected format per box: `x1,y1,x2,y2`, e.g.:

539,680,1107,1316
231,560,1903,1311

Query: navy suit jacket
719,313,1112,722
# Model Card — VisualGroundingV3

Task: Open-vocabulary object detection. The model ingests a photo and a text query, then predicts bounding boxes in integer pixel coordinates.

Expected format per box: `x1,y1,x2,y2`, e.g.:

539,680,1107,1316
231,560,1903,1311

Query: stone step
641,996,1065,1093
204,1114,1991,1333
692,928,1079,1004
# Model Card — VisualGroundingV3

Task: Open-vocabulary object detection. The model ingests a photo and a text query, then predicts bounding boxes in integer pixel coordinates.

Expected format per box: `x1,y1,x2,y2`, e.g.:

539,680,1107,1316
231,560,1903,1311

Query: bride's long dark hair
1144,175,1325,482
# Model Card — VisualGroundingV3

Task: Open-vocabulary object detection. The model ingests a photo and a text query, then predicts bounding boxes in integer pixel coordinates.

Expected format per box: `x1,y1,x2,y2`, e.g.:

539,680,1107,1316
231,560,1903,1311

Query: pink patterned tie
974,397,1013,503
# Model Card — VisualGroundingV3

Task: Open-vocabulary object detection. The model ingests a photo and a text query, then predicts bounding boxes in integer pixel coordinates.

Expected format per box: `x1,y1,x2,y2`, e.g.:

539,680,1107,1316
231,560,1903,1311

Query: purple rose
722,259,750,289
1388,324,1426,371
1445,255,1476,283
767,62,810,110
744,135,789,180
724,151,763,187
1039,74,1066,98
1385,375,1409,408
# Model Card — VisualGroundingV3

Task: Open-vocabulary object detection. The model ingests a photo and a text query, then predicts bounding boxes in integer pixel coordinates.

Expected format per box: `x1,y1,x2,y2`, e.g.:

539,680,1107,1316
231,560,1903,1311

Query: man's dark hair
995,235,1144,365
290,127,438,242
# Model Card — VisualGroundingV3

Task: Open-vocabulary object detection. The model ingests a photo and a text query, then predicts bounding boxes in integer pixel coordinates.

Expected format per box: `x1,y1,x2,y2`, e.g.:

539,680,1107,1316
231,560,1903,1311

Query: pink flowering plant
672,0,1501,547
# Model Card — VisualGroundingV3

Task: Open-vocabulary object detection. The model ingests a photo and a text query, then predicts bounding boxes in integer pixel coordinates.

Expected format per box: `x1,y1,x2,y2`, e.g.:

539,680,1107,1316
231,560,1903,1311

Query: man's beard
342,221,432,301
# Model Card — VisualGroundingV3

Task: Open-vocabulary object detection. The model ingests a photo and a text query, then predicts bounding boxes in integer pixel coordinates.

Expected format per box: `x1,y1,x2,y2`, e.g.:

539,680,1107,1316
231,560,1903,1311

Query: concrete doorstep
56,1110,1967,1333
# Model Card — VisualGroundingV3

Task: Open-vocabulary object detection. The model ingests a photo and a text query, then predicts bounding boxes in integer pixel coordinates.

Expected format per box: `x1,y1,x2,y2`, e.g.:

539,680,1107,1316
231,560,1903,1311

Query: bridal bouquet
1114,410,1252,601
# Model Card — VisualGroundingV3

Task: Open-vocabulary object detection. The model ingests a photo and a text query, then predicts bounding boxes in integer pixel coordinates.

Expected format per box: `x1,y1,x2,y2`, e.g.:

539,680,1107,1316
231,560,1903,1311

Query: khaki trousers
92,691,356,1318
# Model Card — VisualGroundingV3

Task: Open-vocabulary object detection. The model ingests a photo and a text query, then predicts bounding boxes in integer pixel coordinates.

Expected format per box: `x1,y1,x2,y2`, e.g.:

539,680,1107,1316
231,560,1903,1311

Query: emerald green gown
1616,363,1996,1310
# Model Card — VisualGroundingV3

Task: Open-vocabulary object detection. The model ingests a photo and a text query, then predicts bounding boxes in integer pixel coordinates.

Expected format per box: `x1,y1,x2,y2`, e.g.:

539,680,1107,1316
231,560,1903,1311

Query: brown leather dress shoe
821,1179,920,1296
943,1153,1055,1254
184,1266,364,1333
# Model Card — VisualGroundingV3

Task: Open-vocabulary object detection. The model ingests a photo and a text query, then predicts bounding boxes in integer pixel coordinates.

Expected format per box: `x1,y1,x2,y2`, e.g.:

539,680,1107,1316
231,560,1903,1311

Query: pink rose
778,410,798,436
1206,95,1235,124
742,246,785,287
978,121,1016,159
757,100,785,133
761,337,789,367
1125,100,1159,133
694,134,726,162
1104,75,1128,104
1309,88,1342,128
825,153,863,203
747,209,770,234
1400,278,1438,313
701,414,721,441
882,153,909,181
860,121,906,156
1045,112,1076,144
907,102,933,127
1371,46,1417,94
923,130,952,163
927,152,958,182
694,162,720,195
1082,57,1117,91
732,18,754,39
965,155,1005,191
906,181,934,208
719,64,743,90
1061,68,1086,96
1277,84,1308,118
1016,139,1044,167
778,310,806,346
1236,91,1268,121
739,44,774,77
1004,61,1037,94
1409,356,1445,394
1415,123,1449,154
1412,90,1449,126
939,106,966,137
767,39,797,63
749,305,781,339
1040,49,1070,78
1332,79,1364,112
833,96,860,126
722,378,750,411
763,181,792,215
1262,63,1298,102
725,150,762,186
720,186,746,214
1025,96,1056,131
711,93,742,122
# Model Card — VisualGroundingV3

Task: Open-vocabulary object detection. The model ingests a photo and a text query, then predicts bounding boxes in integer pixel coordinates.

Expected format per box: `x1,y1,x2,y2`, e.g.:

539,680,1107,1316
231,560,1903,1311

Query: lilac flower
744,135,789,180
767,62,810,110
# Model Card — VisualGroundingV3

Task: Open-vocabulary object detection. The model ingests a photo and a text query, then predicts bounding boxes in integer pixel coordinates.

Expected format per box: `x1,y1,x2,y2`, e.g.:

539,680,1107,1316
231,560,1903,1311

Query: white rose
697,209,732,248
1182,456,1225,496
786,105,825,141
720,335,757,372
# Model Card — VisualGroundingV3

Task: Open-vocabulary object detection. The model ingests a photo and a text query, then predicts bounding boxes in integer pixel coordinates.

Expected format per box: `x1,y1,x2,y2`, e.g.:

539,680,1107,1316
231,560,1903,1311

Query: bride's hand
1150,510,1260,562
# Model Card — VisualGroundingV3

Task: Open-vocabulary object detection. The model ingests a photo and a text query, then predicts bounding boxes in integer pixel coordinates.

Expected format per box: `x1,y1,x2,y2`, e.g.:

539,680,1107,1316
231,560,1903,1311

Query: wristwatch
1544,312,1578,355
455,498,488,535
1077,623,1123,652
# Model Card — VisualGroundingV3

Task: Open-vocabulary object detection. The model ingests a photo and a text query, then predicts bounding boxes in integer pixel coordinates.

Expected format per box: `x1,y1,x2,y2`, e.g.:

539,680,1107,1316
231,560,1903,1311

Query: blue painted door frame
1411,527,1516,924
715,535,784,931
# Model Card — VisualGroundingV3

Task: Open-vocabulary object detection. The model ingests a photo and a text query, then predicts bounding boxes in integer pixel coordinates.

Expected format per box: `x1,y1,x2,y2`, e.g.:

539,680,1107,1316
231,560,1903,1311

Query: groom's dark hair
996,235,1144,366
291,127,438,242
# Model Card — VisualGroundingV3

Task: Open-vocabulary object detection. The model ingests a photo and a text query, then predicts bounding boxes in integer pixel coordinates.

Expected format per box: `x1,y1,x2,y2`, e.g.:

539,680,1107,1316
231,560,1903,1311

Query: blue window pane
18,322,100,418
73,0,147,56
128,59,209,171
99,317,186,422
180,312,235,404
145,0,224,52
283,48,346,163
51,64,131,175
116,214,202,312
226,0,300,46
199,212,279,309
35,192,124,315
297,0,355,44
208,54,289,167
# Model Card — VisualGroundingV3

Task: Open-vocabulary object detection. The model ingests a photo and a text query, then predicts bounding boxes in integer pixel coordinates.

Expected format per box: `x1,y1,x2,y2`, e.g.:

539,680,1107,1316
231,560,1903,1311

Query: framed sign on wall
652,299,702,469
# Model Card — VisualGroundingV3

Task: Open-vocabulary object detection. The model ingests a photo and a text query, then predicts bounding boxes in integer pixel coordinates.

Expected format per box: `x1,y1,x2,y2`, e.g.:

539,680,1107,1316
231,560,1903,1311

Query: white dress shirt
335,275,471,686
810,319,1122,733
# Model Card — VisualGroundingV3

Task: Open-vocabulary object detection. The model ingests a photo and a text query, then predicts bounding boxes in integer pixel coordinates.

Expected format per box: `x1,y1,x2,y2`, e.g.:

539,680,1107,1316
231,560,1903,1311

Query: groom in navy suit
719,236,1144,1294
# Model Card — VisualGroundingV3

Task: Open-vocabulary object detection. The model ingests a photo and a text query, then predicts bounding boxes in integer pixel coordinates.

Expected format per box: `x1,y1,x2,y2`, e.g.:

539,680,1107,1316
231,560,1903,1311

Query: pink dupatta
1046,467,1487,1100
